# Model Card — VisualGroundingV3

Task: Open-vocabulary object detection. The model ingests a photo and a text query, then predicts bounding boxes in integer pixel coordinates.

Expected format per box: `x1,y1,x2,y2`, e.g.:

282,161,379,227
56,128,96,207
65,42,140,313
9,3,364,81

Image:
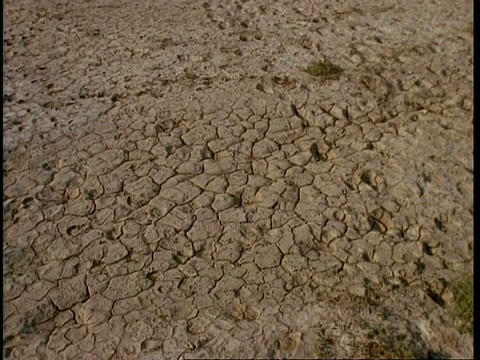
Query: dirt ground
3,0,474,359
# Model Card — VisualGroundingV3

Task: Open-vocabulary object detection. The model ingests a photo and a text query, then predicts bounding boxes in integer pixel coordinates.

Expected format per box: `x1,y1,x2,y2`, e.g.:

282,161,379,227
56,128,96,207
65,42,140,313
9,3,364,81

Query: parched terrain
3,0,473,359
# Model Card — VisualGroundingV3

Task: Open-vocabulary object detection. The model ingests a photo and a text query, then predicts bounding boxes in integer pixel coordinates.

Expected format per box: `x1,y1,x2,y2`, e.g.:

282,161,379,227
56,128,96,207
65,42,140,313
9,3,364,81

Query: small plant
20,317,36,335
104,229,115,240
85,190,95,200
466,22,473,36
165,145,174,156
363,338,415,359
303,60,343,80
200,148,214,160
255,224,265,236
232,195,242,207
41,162,52,171
451,274,473,334
361,327,419,359
309,143,324,162
316,337,335,359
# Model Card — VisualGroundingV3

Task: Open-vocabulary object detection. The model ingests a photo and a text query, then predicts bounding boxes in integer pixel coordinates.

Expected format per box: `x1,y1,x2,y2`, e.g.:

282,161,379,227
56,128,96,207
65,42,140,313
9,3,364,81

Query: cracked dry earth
3,0,474,359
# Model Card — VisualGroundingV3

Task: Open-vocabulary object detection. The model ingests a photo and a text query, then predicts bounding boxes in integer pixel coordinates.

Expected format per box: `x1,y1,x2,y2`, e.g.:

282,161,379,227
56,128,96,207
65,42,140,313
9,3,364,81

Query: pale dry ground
3,0,473,359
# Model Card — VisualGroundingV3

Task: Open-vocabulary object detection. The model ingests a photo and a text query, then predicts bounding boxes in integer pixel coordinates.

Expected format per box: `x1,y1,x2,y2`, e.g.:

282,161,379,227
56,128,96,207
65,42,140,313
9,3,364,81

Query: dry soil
3,0,473,359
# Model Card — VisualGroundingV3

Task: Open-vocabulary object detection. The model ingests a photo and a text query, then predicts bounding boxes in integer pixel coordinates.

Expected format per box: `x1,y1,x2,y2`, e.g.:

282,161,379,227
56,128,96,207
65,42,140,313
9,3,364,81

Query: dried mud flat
3,0,473,359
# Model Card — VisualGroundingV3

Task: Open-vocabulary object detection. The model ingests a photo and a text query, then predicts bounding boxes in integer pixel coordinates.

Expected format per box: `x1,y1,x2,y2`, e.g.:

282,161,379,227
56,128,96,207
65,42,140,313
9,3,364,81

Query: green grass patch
451,274,473,334
303,60,343,80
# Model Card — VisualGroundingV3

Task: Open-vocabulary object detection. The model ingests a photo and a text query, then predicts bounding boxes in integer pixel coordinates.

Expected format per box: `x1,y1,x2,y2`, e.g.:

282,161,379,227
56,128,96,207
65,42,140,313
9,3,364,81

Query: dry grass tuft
303,60,343,80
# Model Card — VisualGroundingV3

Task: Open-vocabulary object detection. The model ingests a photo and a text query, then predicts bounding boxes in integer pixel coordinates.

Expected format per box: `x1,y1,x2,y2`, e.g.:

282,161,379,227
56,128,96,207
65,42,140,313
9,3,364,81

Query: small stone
441,288,455,304
329,104,346,120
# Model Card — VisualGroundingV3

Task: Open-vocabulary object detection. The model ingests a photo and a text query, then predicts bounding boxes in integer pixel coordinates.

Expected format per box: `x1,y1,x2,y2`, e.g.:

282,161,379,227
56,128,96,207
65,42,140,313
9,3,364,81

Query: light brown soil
4,0,473,359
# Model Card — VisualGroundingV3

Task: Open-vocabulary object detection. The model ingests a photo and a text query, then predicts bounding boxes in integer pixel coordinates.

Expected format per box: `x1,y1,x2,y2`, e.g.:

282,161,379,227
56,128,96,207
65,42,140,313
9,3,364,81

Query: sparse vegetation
303,60,343,80
451,274,473,334
85,190,95,200
320,293,440,360
466,23,473,36
316,337,335,359
361,329,417,359
314,323,429,359
20,317,37,335
310,143,324,161
256,224,265,236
